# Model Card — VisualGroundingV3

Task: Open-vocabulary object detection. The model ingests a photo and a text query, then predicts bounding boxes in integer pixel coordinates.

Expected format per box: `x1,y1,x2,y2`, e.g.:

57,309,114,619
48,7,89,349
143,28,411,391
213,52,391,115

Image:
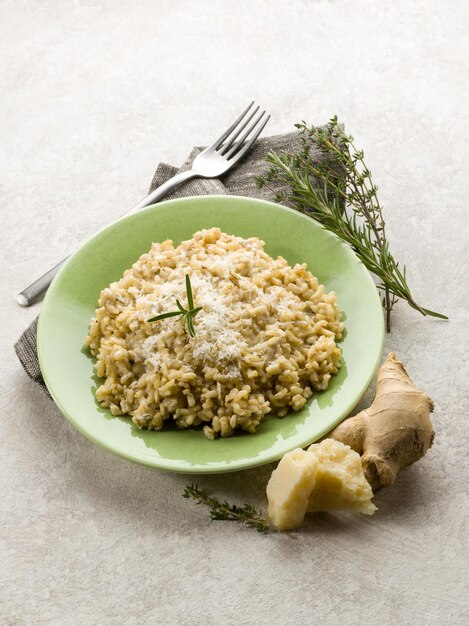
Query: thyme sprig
148,274,202,337
182,484,269,533
257,116,447,331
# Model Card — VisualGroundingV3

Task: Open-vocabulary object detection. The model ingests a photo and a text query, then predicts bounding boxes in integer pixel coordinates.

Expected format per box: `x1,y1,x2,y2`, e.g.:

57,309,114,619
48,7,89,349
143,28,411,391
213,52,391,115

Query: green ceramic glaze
37,196,384,473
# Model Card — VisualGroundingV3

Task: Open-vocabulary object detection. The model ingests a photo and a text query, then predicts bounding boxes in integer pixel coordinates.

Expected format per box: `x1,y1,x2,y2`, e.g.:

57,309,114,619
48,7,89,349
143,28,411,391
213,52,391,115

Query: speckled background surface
1,1,468,624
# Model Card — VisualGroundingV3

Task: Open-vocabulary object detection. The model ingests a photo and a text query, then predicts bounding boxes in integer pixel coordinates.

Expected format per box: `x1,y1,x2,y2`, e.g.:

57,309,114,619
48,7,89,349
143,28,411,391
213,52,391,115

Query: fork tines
213,102,270,160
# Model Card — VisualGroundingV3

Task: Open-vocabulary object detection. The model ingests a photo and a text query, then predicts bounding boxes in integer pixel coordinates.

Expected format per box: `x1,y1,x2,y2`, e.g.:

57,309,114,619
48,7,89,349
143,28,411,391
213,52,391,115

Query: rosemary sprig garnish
148,274,202,337
182,484,270,533
257,116,447,331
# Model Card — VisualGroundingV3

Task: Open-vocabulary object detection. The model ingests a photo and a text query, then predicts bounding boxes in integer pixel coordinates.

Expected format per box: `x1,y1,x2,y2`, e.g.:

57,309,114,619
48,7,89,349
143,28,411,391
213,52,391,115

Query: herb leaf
148,310,183,322
257,116,447,331
182,484,270,533
185,273,194,310
186,314,196,338
148,274,202,336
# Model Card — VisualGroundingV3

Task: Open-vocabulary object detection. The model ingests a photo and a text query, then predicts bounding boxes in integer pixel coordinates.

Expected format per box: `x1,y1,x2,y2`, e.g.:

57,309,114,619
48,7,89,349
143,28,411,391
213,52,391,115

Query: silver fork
17,102,270,306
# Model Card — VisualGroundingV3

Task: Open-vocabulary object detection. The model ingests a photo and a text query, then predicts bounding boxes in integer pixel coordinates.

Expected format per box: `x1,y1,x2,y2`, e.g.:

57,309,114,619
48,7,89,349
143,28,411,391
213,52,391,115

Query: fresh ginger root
328,352,435,491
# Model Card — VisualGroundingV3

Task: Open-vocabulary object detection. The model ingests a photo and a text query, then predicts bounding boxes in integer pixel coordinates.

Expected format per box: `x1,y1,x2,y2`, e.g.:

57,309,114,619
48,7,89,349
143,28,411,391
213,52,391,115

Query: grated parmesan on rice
85,228,344,438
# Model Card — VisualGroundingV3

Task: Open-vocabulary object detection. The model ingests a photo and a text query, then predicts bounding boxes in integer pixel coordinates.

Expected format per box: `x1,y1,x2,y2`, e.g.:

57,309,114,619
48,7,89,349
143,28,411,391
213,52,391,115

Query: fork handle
17,169,197,306
126,169,197,214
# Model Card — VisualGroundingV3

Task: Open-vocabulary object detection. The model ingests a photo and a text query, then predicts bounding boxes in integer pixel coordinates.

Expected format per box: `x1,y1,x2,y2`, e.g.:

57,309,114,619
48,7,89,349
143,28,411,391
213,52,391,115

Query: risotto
85,228,344,439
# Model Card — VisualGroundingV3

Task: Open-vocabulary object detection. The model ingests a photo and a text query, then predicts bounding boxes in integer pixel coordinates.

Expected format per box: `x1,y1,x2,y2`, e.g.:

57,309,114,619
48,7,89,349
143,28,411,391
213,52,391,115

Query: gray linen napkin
15,130,326,389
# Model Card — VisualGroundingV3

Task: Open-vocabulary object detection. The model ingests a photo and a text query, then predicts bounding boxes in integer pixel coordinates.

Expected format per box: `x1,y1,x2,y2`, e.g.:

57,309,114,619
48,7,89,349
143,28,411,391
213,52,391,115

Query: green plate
38,195,384,473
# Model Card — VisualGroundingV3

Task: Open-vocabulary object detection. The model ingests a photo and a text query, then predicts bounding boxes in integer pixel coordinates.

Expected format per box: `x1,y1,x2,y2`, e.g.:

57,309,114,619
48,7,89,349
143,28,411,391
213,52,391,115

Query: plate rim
37,194,385,473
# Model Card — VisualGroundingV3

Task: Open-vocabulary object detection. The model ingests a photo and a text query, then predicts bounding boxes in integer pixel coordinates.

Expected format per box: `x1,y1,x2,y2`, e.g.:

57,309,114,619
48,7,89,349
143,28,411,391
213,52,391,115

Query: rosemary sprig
182,484,269,533
148,274,202,337
257,116,447,332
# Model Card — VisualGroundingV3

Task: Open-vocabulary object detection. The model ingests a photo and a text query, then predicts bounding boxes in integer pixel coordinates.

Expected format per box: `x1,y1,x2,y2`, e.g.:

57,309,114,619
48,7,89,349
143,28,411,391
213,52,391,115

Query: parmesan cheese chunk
266,439,376,530
306,439,376,515
266,449,318,531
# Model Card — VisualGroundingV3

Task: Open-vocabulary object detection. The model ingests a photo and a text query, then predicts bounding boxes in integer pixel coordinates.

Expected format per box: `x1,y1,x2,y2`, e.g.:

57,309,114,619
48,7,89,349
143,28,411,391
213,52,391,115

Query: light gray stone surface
1,1,468,624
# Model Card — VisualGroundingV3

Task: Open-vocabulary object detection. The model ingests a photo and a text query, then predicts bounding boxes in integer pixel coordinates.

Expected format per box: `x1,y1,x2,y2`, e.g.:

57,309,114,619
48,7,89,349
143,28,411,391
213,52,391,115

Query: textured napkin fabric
15,130,327,389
